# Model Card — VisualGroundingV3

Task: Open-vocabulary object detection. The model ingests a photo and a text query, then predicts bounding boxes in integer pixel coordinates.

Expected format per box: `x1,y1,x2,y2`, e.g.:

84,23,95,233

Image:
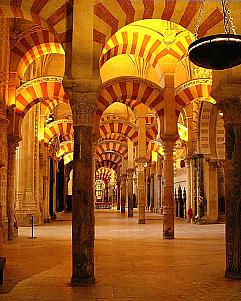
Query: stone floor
1,210,241,300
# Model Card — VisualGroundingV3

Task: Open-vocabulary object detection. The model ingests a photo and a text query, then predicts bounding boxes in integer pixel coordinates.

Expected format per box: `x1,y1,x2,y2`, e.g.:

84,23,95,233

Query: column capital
135,157,146,164
161,135,178,153
127,168,135,175
63,79,99,127
218,98,241,125
8,135,21,154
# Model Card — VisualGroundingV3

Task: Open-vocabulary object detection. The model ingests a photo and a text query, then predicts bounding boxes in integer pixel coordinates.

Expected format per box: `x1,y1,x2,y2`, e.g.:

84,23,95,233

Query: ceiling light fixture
188,1,241,70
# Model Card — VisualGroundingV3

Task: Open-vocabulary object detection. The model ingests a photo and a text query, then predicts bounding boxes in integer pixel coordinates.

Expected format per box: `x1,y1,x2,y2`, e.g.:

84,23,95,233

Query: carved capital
63,78,99,127
219,98,241,125
69,91,97,127
8,136,21,155
161,135,178,154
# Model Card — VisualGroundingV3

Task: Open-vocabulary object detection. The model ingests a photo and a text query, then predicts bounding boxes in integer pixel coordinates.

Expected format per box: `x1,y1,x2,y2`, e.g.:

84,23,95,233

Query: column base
163,232,174,239
225,271,241,280
138,219,145,224
8,228,18,241
128,214,133,218
71,276,95,286
44,218,51,223
16,211,42,226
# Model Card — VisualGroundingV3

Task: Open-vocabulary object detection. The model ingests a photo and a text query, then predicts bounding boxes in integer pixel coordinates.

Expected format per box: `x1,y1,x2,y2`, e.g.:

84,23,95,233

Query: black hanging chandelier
188,1,241,70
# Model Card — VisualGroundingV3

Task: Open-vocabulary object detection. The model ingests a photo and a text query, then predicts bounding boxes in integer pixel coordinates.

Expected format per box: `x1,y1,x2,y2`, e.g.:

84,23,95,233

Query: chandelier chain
194,0,206,39
222,1,236,35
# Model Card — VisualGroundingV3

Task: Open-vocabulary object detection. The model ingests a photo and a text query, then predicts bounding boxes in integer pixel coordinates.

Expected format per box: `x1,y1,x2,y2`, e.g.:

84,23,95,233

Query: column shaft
162,140,176,239
72,125,95,285
137,163,145,224
121,175,126,213
7,138,19,240
127,170,134,217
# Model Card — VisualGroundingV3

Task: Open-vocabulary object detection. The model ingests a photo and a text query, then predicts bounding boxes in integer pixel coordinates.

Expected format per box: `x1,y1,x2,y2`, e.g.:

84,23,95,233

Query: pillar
204,158,219,223
220,99,241,279
52,159,58,218
162,138,177,239
64,167,69,212
121,174,126,213
127,139,134,217
16,107,41,226
116,179,121,210
127,169,134,217
135,104,147,224
137,161,145,224
64,87,97,286
185,158,192,222
7,137,20,240
0,18,10,241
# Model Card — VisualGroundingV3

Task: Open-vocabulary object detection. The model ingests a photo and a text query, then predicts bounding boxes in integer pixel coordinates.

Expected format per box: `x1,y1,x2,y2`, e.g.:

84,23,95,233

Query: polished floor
0,210,241,301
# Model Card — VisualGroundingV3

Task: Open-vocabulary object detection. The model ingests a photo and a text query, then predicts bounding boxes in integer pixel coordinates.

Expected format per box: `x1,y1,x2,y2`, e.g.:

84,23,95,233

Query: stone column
219,99,241,279
150,173,154,212
137,161,145,224
52,159,58,218
162,138,177,239
121,174,126,213
0,19,10,241
7,137,20,240
135,104,147,224
127,169,134,217
64,167,69,212
65,88,97,286
185,158,192,222
204,159,219,223
116,179,121,210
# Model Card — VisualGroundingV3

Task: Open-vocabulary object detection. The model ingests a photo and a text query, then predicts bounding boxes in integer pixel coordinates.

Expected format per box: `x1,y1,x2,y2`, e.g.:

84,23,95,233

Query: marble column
52,159,58,218
162,138,177,239
220,99,241,279
0,19,10,241
7,137,20,240
127,169,134,217
65,88,97,286
16,107,41,226
185,158,192,222
135,104,147,224
64,167,69,212
121,174,126,213
116,179,121,210
137,161,145,224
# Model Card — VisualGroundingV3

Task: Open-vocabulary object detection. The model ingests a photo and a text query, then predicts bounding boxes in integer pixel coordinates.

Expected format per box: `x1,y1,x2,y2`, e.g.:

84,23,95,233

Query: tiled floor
1,210,241,301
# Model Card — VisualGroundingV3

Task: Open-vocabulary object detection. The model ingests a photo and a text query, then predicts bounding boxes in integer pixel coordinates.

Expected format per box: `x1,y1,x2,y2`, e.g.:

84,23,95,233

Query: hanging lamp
188,1,241,70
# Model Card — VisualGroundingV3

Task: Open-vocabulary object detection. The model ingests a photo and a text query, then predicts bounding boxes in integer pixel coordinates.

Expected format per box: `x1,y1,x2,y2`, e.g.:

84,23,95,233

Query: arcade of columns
0,0,240,285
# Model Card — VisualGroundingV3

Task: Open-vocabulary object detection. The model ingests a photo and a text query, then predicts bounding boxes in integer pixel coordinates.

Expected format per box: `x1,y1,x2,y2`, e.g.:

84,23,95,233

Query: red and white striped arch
44,98,68,118
95,167,112,181
96,141,128,160
96,160,117,171
100,30,192,68
11,27,65,78
94,1,224,49
56,140,74,158
146,124,158,141
96,151,122,166
98,133,127,144
1,1,72,44
15,76,68,118
175,79,214,114
44,119,73,144
98,77,164,116
100,120,138,145
147,140,163,156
